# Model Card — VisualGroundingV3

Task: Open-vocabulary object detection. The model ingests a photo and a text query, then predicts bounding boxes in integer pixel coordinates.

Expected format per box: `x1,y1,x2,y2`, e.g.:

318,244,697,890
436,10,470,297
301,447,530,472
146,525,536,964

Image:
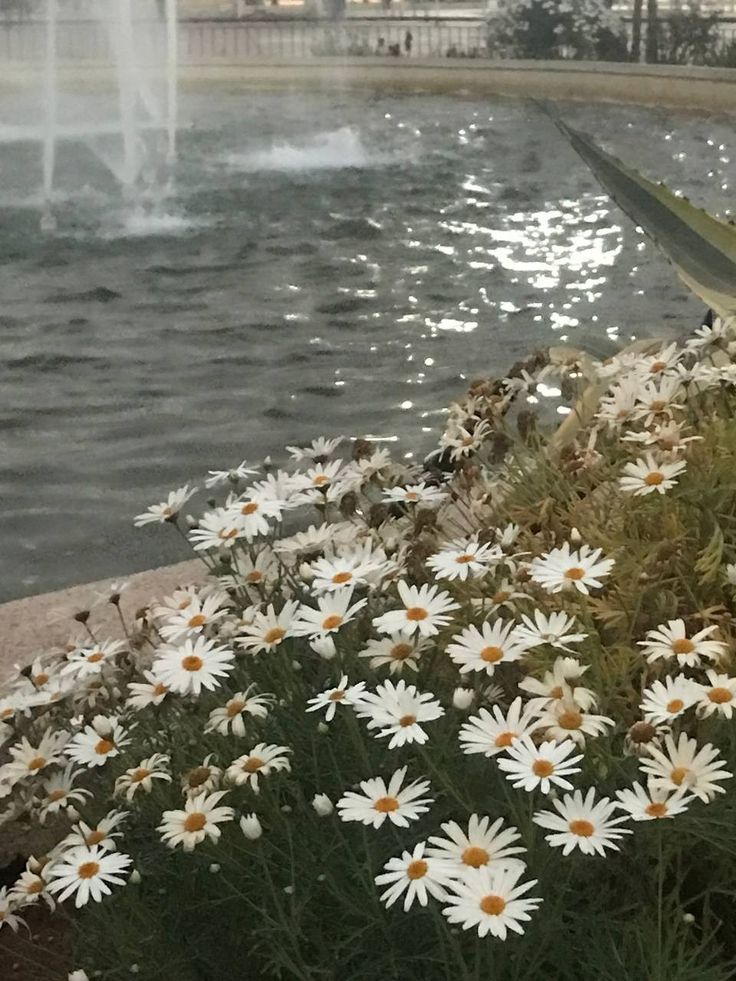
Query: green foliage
491,0,628,61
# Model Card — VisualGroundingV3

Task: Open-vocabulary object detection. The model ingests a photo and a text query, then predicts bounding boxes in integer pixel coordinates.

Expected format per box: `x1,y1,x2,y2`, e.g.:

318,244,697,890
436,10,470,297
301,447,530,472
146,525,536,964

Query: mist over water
0,90,733,599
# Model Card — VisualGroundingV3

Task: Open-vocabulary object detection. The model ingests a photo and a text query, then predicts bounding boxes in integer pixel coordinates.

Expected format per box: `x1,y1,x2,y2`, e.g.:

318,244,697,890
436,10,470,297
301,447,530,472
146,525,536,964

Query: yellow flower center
0,708,13,720
672,638,695,655
264,627,286,645
243,756,265,773
493,591,510,604
328,691,346,702
494,731,515,748
709,687,733,704
649,360,667,373
480,646,504,663
455,554,474,564
95,739,115,756
131,768,151,783
27,756,46,771
226,699,246,717
558,709,583,730
26,879,43,895
564,567,585,581
405,491,419,501
188,614,207,628
670,766,689,786
406,607,428,621
77,862,100,880
48,789,66,802
34,672,49,686
219,528,239,541
666,699,684,713
154,683,168,696
462,846,489,868
182,655,204,672
406,859,428,880
644,471,664,486
322,615,343,631
183,813,207,833
332,571,353,584
373,796,399,813
241,502,259,515
399,714,417,727
645,802,668,818
650,399,667,412
390,643,413,661
87,652,104,663
247,570,263,583
549,686,564,699
187,767,211,788
479,895,506,915
313,474,329,486
569,819,595,837
532,759,555,778
86,830,106,846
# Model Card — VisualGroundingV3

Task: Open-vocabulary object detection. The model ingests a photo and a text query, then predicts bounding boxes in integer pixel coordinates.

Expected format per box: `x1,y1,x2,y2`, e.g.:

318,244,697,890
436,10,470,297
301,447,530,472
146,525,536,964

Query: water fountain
39,0,179,228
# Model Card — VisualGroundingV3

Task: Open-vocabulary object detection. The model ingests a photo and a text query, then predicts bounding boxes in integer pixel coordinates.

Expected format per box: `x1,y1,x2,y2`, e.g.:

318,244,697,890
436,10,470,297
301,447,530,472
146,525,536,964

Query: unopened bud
452,687,474,710
240,813,263,840
312,793,334,817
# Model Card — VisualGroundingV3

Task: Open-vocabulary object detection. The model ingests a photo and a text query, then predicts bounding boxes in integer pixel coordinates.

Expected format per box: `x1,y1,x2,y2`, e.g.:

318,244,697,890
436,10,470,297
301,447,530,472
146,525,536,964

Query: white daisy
47,847,132,908
697,670,736,719
36,765,92,822
518,657,596,712
224,489,284,540
286,436,343,462
309,553,381,593
442,865,542,940
115,754,172,801
638,619,726,667
181,756,222,798
205,688,273,736
474,580,528,615
158,790,234,851
236,601,300,655
152,636,235,696
306,676,366,722
639,733,732,802
204,460,259,488
225,743,291,793
133,485,197,527
614,782,693,821
427,815,526,874
227,547,279,595
272,523,338,557
596,375,643,428
354,679,444,749
9,861,54,910
337,766,433,829
188,508,246,551
125,671,170,711
61,639,126,679
59,810,128,852
291,588,367,639
358,634,428,675
533,787,632,856
535,699,614,746
382,482,448,506
530,543,614,595
621,421,701,453
0,729,68,784
426,539,501,581
373,581,459,638
497,737,583,794
459,697,543,757
0,886,23,933
65,716,130,769
158,594,229,644
517,617,590,652
375,841,456,912
446,620,530,676
619,454,687,496
634,376,685,425
640,676,704,726
442,421,493,460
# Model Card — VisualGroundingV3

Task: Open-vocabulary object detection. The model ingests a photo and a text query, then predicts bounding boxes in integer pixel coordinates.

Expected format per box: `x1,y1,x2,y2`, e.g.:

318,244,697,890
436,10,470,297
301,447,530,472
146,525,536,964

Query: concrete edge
0,560,204,689
2,57,735,111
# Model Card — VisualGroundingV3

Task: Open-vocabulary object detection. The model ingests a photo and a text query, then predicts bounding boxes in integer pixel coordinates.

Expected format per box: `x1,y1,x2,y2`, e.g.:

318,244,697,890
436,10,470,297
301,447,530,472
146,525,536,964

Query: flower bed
3,317,736,980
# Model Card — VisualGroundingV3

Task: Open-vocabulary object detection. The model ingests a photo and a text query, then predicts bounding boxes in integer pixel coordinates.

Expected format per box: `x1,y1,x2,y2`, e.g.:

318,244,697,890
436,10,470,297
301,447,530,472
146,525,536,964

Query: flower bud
69,972,90,981
317,722,329,735
310,636,336,661
452,687,474,710
570,527,583,545
129,869,141,884
240,813,263,840
209,864,221,874
312,793,334,817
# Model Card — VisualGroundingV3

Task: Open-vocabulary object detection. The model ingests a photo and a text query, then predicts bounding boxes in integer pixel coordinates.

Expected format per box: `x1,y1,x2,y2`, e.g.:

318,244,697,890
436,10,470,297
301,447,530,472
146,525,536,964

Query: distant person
404,29,413,54
388,41,400,56
376,36,386,54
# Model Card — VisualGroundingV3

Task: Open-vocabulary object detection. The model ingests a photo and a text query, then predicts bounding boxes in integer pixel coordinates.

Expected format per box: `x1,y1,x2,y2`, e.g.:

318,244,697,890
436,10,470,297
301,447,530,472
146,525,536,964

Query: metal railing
0,15,734,64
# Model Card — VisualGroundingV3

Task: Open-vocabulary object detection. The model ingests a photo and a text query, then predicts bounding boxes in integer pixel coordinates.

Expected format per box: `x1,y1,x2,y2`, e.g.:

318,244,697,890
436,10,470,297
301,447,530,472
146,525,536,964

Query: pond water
0,90,732,601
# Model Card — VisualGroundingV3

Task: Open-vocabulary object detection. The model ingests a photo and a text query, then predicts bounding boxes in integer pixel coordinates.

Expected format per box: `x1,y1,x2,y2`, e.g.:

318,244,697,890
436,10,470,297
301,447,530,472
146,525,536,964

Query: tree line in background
493,0,736,66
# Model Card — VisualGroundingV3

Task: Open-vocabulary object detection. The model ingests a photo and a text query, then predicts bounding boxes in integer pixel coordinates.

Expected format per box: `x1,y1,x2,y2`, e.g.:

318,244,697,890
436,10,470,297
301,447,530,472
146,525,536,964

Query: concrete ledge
2,58,736,111
0,560,204,689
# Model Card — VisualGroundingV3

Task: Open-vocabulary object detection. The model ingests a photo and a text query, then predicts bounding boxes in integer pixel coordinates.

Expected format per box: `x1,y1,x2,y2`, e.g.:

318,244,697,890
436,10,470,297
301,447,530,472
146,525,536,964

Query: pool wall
3,58,736,112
